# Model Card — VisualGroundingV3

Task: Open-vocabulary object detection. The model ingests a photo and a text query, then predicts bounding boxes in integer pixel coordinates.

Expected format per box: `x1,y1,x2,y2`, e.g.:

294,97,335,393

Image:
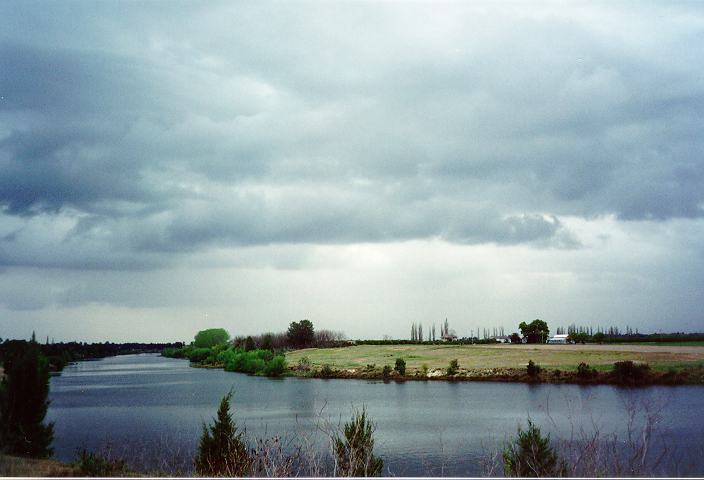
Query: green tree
0,341,54,457
194,328,230,349
334,408,383,477
194,390,250,476
519,319,550,344
592,332,606,344
503,419,565,477
287,320,315,348
394,358,406,376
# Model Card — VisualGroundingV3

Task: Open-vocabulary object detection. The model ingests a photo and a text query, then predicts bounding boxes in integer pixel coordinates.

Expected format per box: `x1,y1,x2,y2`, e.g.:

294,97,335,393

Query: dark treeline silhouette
0,339,184,372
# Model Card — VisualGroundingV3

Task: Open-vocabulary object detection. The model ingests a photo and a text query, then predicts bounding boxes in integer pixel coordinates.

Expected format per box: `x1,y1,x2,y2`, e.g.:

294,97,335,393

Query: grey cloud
0,1,702,270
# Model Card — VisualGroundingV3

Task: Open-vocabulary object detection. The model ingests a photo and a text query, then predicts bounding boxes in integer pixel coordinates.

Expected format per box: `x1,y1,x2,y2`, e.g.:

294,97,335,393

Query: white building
547,334,569,344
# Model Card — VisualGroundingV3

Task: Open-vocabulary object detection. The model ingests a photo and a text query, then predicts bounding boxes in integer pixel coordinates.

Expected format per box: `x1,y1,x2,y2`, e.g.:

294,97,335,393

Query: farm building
547,333,569,344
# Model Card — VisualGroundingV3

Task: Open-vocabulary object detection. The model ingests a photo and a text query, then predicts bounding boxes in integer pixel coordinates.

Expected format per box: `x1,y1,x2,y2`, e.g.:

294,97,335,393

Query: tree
592,332,606,344
287,320,315,349
518,319,550,344
418,324,423,342
503,419,565,477
194,390,250,476
0,341,54,457
394,358,406,376
244,336,256,352
194,328,230,348
334,408,383,476
510,333,522,344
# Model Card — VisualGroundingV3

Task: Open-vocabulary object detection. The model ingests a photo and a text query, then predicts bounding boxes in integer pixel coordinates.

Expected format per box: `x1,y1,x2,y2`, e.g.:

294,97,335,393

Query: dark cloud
0,1,702,271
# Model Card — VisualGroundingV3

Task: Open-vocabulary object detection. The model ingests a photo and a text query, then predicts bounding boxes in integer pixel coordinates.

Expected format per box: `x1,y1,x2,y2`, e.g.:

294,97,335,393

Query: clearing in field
286,343,704,373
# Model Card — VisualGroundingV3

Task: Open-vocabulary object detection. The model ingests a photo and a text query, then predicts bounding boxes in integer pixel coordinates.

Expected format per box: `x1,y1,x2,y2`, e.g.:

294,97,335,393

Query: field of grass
286,343,704,373
626,341,704,347
0,454,80,477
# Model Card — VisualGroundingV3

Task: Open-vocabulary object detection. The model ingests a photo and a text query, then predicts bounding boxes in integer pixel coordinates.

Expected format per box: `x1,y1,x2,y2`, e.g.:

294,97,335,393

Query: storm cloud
0,1,703,340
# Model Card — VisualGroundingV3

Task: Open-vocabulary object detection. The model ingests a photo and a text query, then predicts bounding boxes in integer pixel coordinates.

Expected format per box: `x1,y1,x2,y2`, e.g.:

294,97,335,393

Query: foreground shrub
382,365,392,378
526,360,541,377
334,408,383,476
503,419,565,477
320,364,333,378
194,390,250,476
447,359,459,376
0,342,54,457
394,358,406,376
75,449,130,476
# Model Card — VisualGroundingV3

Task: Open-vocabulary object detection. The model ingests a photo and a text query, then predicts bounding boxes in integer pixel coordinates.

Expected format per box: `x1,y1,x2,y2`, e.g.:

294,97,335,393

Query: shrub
75,449,129,476
421,364,429,376
381,365,392,378
0,342,54,457
394,358,406,376
194,390,250,476
365,364,376,371
334,408,383,476
612,361,650,384
503,419,566,477
320,364,334,378
263,355,286,377
447,359,459,376
297,356,311,371
577,362,597,379
245,336,256,352
187,347,213,364
527,360,541,377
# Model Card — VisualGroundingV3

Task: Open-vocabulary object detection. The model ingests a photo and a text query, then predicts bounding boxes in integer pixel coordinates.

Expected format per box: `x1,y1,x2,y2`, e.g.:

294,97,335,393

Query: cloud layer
0,2,703,339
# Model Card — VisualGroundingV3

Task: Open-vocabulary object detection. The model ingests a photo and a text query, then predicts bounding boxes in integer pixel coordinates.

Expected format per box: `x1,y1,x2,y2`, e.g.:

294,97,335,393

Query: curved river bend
48,354,704,476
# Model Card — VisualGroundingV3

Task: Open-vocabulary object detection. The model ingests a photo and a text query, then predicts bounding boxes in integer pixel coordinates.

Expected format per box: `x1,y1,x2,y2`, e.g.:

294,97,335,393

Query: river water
47,353,704,476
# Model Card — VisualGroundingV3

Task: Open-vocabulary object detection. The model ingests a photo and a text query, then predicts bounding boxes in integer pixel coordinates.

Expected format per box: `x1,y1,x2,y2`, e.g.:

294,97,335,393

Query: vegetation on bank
0,335,54,458
0,337,184,373
285,344,704,385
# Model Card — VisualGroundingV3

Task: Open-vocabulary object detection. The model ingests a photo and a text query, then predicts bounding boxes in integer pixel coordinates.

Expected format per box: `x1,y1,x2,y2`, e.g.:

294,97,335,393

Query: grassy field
286,343,704,373
0,454,80,477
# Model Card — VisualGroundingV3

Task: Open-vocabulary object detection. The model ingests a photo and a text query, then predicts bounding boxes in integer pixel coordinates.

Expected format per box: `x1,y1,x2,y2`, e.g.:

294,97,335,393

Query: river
47,353,704,476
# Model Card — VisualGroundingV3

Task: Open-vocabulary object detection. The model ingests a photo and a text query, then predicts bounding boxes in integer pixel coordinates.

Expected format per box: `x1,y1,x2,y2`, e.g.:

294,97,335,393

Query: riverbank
285,344,704,385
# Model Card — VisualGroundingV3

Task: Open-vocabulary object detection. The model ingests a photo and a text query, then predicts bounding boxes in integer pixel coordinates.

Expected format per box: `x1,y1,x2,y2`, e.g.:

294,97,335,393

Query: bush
0,341,54,457
320,364,334,378
394,358,406,375
503,419,566,477
263,356,286,377
527,360,541,377
297,356,311,371
612,361,650,384
447,359,459,376
334,408,383,476
577,362,597,379
75,449,130,476
195,390,250,476
187,347,213,364
382,365,392,378
421,364,429,376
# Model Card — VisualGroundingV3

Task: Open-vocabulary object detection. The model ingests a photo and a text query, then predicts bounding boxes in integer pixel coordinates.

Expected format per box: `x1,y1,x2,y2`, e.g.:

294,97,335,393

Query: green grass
286,344,704,374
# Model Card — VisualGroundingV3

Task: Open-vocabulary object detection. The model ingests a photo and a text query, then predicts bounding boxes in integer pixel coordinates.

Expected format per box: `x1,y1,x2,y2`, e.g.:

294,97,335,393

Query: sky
1,1,703,342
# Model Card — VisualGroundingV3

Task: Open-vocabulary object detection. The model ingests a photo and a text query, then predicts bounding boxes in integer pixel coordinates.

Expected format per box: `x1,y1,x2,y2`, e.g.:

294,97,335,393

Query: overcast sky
1,1,703,342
